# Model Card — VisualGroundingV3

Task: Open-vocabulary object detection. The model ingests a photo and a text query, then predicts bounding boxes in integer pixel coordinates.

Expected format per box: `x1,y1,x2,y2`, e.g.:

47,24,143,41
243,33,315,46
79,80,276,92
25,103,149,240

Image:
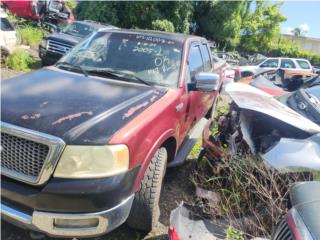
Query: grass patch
6,50,34,71
17,25,44,48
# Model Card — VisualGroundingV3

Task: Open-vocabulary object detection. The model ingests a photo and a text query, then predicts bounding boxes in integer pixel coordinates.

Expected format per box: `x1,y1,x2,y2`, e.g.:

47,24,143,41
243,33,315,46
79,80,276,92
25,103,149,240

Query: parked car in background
0,9,17,58
39,20,117,65
272,181,320,240
239,57,313,77
1,29,225,237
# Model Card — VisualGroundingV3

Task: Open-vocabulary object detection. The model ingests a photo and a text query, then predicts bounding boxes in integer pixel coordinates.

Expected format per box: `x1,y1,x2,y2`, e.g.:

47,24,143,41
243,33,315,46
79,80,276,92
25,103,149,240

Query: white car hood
225,83,320,134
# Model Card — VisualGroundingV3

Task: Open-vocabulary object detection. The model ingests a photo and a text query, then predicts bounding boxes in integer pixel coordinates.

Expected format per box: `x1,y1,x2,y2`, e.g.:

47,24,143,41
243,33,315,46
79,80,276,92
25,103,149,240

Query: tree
76,1,193,33
239,1,286,54
152,19,175,32
193,1,245,49
291,27,302,37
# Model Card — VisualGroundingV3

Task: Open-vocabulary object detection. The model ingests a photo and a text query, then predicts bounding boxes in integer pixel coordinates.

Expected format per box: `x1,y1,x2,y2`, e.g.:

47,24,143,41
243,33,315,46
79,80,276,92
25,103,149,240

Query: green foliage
268,36,320,66
194,1,245,49
5,50,34,71
76,1,193,33
225,226,245,240
151,19,175,32
17,25,44,48
239,1,286,53
64,0,76,13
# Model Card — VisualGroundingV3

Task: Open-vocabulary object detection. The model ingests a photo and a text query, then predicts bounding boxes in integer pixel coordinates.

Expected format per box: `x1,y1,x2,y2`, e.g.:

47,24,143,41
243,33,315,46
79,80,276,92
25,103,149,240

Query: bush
267,37,320,66
64,0,76,13
151,19,175,32
17,25,44,48
5,50,34,71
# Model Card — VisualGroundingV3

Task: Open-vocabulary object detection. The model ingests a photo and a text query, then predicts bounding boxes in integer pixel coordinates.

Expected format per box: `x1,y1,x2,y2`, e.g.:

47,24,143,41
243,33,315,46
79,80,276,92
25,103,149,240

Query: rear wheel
127,147,168,232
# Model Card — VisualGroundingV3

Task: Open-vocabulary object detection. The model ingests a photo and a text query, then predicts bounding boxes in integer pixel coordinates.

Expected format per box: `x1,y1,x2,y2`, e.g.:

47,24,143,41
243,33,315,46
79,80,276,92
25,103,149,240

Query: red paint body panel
109,37,225,193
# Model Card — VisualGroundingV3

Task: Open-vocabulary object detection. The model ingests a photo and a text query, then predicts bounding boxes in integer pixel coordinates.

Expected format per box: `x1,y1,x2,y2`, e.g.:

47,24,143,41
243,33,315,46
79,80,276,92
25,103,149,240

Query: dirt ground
1,68,197,239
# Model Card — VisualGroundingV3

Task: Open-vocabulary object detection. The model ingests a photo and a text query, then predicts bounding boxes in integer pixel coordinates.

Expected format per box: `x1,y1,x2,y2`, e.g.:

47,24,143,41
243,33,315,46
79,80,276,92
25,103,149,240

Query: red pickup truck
1,29,225,237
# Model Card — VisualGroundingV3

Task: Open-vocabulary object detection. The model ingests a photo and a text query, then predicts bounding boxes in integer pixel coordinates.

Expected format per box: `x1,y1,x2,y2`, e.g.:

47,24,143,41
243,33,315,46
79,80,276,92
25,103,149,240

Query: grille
1,132,50,180
273,217,294,240
47,40,73,55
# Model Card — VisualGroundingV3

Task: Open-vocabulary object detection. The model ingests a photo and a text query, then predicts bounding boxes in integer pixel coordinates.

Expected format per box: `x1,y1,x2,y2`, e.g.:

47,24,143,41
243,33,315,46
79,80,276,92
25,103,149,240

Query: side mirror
194,72,220,91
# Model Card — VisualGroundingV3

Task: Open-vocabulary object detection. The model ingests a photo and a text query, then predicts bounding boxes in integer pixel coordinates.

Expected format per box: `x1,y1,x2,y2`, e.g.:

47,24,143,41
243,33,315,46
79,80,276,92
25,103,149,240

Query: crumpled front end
203,83,320,174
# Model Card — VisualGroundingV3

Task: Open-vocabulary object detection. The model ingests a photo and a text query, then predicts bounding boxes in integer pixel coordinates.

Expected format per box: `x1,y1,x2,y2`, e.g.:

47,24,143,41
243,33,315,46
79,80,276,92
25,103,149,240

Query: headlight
54,145,129,178
41,39,48,48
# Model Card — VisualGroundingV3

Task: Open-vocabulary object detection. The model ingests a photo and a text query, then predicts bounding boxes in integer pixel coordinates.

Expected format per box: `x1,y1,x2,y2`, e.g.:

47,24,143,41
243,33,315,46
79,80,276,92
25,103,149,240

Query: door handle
176,103,184,112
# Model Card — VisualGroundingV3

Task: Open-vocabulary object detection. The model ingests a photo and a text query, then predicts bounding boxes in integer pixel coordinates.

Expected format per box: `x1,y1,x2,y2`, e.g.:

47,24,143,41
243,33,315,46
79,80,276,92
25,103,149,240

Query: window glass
60,32,183,87
200,44,212,71
260,59,278,68
280,59,296,68
62,22,96,38
188,44,204,82
0,18,14,31
297,60,311,69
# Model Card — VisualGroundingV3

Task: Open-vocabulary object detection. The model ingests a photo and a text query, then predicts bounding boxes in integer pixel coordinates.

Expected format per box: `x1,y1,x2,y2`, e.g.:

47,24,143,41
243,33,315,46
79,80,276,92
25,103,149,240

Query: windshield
305,85,320,102
62,22,96,38
1,18,14,31
59,31,183,87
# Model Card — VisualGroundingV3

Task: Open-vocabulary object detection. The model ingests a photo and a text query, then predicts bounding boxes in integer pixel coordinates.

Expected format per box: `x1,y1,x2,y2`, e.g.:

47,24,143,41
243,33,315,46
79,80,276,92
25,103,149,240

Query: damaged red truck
1,29,224,237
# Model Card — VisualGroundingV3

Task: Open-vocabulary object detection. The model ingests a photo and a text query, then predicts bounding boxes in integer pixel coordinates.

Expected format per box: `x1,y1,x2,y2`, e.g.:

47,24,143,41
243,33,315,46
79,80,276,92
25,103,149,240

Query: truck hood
45,32,83,46
1,67,167,144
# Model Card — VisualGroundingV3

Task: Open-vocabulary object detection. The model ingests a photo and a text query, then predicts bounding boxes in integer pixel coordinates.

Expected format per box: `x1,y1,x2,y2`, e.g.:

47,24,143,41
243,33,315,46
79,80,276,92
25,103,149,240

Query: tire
127,147,168,232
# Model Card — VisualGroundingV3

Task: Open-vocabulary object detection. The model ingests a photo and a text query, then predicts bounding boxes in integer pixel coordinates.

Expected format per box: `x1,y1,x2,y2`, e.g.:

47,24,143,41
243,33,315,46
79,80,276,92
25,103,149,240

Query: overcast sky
280,1,320,38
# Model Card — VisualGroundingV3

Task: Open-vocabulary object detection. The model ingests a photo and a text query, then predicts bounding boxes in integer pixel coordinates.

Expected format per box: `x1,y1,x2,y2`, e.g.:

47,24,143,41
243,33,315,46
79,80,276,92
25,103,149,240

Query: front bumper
1,195,134,237
39,46,63,65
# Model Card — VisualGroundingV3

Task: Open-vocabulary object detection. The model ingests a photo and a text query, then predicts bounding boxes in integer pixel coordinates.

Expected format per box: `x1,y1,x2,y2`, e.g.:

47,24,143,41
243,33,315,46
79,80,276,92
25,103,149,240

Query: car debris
236,68,318,95
0,9,17,59
169,202,224,240
201,83,320,174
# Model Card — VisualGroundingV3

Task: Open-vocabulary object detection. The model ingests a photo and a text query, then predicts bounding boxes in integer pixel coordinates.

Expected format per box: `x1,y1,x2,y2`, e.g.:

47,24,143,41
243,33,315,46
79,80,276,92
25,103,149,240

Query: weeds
225,226,245,240
17,25,44,48
5,50,34,71
192,154,313,238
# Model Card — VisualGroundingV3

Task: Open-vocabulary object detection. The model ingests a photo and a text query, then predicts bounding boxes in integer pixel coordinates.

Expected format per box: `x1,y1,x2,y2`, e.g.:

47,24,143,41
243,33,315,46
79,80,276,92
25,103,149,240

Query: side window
280,59,296,68
297,60,311,69
188,44,204,82
260,59,278,68
200,44,212,71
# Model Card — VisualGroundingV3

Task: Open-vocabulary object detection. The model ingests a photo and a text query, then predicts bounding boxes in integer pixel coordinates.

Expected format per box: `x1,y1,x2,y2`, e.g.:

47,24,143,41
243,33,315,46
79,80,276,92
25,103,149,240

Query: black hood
1,68,167,144
45,32,84,46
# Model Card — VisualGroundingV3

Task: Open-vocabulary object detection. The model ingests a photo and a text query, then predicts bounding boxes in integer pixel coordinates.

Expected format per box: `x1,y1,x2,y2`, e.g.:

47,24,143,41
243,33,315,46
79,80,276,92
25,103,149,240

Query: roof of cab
98,28,204,43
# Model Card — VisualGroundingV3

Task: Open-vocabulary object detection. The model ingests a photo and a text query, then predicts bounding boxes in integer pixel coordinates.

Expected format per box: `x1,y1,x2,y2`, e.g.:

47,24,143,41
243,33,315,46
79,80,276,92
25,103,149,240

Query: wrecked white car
203,83,320,173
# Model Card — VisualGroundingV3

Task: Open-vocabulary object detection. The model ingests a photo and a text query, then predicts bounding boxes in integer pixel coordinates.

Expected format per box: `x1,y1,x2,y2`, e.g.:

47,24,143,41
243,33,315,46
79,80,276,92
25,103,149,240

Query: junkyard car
1,29,225,237
0,9,17,58
39,20,116,65
206,82,320,174
239,57,313,77
272,181,320,240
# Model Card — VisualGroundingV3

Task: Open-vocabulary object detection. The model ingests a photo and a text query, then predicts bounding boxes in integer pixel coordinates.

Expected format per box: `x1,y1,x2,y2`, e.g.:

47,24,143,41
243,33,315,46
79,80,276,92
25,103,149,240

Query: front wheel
127,147,168,232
